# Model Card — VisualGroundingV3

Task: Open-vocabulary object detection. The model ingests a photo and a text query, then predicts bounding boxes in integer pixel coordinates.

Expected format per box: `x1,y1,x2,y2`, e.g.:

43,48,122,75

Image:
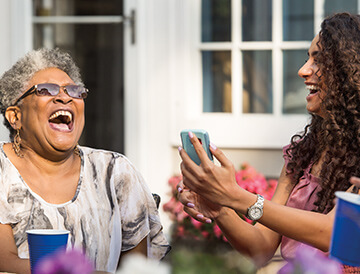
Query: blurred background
0,0,358,272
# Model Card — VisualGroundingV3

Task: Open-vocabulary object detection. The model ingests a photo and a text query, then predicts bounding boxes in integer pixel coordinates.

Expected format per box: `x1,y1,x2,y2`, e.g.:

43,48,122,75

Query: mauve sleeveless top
281,144,324,261
281,145,360,273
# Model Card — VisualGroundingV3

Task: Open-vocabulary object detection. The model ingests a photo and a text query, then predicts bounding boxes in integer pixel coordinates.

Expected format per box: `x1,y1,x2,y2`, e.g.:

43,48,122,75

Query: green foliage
165,239,256,274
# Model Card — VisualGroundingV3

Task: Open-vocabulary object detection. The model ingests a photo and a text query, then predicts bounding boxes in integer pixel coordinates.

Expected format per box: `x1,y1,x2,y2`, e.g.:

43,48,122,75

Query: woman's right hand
179,133,246,210
177,180,222,223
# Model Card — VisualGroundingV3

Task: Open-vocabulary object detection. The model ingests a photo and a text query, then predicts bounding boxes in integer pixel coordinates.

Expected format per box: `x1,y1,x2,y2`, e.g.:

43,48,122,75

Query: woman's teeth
306,85,319,94
49,110,72,122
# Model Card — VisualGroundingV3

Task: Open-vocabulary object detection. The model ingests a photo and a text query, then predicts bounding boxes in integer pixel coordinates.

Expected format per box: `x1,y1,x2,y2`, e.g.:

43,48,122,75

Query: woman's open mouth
306,85,320,95
48,110,74,132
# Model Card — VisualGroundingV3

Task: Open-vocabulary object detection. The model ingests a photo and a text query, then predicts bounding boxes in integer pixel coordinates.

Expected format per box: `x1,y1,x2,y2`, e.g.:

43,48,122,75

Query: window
173,0,359,148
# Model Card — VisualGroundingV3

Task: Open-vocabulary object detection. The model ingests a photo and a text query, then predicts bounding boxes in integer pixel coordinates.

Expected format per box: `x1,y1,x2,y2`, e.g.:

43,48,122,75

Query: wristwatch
246,194,264,221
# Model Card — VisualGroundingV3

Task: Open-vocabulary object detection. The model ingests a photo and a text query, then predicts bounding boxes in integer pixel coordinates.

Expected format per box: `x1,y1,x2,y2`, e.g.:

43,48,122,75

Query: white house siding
0,0,314,238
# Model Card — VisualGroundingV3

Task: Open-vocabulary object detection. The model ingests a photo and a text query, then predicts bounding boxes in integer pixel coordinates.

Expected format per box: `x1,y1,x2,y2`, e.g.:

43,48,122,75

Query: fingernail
187,202,195,208
178,146,182,152
196,214,204,219
178,187,182,193
205,219,212,224
210,142,217,150
188,131,194,138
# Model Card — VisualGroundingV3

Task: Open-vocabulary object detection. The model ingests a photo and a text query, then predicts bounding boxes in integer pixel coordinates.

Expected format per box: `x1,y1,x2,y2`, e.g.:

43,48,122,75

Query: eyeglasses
13,83,89,105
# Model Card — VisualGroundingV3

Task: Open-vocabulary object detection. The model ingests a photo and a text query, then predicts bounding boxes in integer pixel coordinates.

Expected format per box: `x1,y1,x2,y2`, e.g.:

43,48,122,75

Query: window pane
243,51,272,113
33,0,122,16
201,0,231,42
202,51,232,112
283,50,307,114
283,0,314,41
324,0,358,17
242,0,272,41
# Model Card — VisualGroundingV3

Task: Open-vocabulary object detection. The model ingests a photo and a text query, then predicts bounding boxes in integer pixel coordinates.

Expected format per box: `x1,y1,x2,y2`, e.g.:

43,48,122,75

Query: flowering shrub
163,163,278,242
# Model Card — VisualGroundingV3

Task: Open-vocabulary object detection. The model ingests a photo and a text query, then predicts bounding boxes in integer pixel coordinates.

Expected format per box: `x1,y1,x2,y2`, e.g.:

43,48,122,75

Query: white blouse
0,143,170,272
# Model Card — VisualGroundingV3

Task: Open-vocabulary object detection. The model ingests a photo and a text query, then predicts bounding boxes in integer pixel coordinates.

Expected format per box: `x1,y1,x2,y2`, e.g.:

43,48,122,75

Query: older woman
178,12,360,273
0,48,169,273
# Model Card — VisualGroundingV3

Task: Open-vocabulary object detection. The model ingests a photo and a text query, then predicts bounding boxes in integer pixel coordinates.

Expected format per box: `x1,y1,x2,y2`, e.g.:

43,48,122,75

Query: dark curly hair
285,13,360,213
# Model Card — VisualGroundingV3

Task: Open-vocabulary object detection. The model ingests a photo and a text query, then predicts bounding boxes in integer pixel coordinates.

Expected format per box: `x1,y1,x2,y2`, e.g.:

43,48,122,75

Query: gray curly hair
0,48,84,139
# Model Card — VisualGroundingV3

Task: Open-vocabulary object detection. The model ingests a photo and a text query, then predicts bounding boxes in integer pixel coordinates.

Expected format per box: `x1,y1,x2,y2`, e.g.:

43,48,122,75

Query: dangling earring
12,129,23,158
74,143,80,156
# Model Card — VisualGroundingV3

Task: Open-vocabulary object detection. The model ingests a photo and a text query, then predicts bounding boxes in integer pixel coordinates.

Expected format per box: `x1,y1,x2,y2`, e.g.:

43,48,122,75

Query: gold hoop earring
12,129,23,158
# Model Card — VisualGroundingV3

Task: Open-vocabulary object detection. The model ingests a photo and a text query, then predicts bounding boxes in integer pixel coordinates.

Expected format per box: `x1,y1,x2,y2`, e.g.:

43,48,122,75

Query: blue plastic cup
26,229,69,273
330,191,360,266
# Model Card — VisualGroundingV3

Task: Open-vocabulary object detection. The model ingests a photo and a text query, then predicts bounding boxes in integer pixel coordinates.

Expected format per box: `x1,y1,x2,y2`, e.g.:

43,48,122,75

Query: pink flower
173,199,184,214
177,225,185,237
176,210,189,223
164,164,278,243
163,196,189,222
239,163,258,180
244,217,254,225
235,164,278,200
201,231,210,238
213,225,222,238
163,197,177,212
168,175,182,192
191,218,203,229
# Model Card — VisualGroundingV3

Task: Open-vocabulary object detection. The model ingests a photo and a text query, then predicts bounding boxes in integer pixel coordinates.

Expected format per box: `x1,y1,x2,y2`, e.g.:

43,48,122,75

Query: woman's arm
178,163,292,266
0,224,30,274
179,134,334,262
117,237,147,268
213,165,293,266
221,166,334,254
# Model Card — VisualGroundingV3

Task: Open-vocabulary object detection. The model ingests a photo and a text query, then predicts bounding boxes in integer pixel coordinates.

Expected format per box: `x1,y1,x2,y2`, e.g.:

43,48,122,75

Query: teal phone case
180,129,213,165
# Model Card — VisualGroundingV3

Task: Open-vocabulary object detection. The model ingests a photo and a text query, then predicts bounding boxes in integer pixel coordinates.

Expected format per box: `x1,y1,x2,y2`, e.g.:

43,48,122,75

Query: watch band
246,194,264,221
254,194,264,207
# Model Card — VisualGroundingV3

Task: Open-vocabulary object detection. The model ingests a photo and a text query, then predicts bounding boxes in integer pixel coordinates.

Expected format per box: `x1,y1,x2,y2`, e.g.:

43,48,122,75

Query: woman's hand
177,180,222,223
350,176,360,193
179,132,243,209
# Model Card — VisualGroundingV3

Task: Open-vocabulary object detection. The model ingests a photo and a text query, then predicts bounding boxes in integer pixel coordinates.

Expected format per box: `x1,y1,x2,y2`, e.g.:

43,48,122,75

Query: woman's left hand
177,180,222,223
350,176,360,192
179,132,242,209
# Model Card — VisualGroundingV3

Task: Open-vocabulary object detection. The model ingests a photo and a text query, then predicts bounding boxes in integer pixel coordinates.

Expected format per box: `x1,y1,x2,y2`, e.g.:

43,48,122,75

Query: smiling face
15,67,85,156
298,35,327,118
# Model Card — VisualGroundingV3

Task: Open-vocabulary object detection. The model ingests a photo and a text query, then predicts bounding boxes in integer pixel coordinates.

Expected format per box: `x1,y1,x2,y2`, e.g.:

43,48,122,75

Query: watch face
249,207,263,220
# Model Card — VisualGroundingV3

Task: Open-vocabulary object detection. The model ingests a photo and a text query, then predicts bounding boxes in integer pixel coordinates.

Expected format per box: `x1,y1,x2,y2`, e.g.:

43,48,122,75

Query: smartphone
180,129,213,165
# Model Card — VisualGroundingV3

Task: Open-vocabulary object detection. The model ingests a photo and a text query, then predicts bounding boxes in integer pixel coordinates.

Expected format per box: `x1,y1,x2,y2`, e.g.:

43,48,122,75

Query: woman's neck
2,142,81,204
